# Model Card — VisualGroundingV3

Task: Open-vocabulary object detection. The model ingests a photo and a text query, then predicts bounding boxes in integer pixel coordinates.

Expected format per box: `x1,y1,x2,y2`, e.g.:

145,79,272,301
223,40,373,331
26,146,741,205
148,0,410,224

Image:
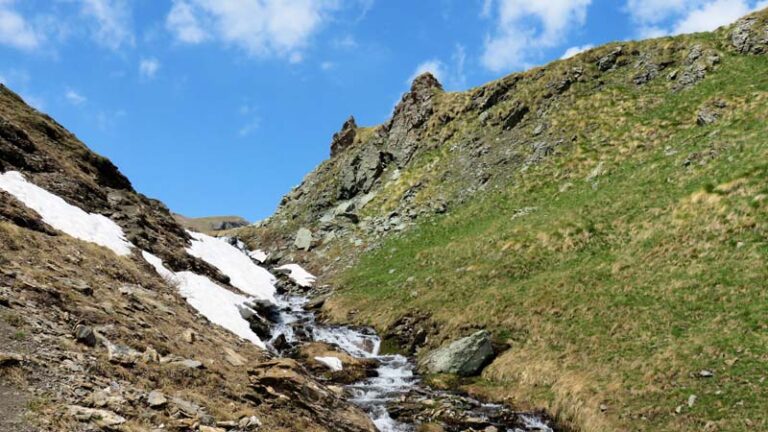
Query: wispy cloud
139,58,160,79
625,0,767,37
80,0,135,51
165,0,369,62
65,89,87,105
561,43,594,59
0,1,43,50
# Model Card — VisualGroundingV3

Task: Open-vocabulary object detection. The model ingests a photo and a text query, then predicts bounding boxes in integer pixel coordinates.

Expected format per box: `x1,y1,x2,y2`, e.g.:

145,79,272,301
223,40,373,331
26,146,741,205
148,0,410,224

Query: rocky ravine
0,81,563,432
0,84,380,431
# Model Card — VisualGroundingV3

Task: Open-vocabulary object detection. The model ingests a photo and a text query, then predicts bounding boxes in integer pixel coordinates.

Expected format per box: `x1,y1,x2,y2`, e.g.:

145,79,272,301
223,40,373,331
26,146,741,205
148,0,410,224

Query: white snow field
186,231,276,304
0,171,133,256
276,264,317,287
142,251,265,348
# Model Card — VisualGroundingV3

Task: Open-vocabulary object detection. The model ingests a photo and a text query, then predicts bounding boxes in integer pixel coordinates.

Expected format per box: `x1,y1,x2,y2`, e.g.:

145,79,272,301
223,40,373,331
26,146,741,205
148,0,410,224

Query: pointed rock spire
330,115,358,157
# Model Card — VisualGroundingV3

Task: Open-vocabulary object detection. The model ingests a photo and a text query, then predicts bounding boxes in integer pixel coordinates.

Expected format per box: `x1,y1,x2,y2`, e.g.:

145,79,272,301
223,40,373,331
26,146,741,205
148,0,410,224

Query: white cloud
80,0,135,51
320,61,335,70
0,1,42,50
408,59,446,84
561,43,594,59
407,45,468,90
166,0,208,43
139,58,160,79
65,89,86,105
625,0,767,37
481,0,593,72
238,117,261,137
674,0,751,34
165,0,342,60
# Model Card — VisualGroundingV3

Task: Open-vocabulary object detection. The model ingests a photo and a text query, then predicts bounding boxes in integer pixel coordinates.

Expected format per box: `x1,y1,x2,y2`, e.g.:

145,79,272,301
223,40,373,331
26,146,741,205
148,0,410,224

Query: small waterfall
265,293,556,432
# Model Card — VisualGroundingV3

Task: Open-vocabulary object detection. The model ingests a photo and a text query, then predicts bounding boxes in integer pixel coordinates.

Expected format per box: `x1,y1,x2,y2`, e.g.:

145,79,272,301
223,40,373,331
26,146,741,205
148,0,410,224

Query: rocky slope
233,9,768,432
173,214,250,234
0,84,379,431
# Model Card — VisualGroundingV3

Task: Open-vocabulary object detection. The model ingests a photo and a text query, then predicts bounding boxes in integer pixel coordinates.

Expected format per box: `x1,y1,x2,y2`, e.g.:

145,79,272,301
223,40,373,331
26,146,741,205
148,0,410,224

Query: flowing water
267,294,557,432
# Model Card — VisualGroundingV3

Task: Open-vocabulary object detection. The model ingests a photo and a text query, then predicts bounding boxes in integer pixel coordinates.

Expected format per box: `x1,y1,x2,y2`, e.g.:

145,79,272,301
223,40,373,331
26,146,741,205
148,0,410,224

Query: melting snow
141,251,265,349
186,231,276,304
0,171,133,256
314,356,343,371
276,264,317,288
248,249,268,263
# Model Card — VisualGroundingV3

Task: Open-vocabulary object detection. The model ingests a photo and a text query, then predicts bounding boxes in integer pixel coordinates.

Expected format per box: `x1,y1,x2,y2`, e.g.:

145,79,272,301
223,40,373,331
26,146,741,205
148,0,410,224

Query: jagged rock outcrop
331,116,358,157
730,13,768,54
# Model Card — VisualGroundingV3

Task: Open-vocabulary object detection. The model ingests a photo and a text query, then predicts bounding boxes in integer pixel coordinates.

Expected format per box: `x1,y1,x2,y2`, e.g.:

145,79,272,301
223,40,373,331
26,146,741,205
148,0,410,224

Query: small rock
68,405,126,429
182,329,196,343
74,324,97,347
688,394,697,408
199,426,226,432
239,415,262,429
0,352,24,367
106,343,141,366
147,390,167,408
699,370,714,378
223,347,247,367
143,347,160,363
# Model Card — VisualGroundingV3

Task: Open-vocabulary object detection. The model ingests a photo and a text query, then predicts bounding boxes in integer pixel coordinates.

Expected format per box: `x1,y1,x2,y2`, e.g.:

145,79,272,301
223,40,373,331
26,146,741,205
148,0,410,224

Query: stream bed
266,294,558,432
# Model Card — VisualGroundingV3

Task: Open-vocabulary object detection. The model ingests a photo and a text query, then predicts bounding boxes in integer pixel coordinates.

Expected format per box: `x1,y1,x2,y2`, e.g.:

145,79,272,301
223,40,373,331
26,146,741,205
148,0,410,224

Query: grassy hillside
325,19,768,432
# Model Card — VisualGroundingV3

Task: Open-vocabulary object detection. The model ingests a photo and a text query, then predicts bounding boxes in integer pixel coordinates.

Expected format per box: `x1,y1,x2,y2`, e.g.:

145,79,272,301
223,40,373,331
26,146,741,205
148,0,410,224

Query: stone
419,331,495,377
68,405,126,430
143,347,160,363
331,116,358,157
238,415,263,429
223,347,247,367
238,306,272,339
597,47,623,71
0,352,24,367
247,358,377,431
699,370,714,378
106,342,141,366
697,108,720,125
294,228,314,251
147,390,167,408
199,426,226,432
182,329,196,343
74,324,97,347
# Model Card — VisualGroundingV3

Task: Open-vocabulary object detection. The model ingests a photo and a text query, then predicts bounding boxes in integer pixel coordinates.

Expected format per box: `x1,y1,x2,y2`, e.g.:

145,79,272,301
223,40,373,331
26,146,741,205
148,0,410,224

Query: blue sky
1,0,766,220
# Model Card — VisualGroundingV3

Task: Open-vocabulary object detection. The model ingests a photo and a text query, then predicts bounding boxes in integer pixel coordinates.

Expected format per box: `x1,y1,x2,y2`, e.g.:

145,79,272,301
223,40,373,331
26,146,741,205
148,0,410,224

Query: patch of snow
186,231,276,304
248,249,268,263
141,251,265,349
276,264,316,288
314,356,343,371
0,171,132,256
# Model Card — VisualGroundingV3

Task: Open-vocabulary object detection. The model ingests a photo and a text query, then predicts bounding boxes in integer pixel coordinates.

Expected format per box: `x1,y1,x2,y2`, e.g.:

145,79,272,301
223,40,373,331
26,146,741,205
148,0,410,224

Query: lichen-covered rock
730,13,768,54
331,116,358,157
419,331,495,377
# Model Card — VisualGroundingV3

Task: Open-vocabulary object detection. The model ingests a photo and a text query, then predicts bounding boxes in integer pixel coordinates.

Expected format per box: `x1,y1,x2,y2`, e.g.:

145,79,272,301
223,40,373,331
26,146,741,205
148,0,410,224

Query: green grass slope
326,16,768,432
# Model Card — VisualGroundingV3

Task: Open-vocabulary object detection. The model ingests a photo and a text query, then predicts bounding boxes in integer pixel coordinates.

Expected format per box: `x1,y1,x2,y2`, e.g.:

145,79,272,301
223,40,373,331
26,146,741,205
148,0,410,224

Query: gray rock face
730,16,768,54
331,116,358,157
419,330,495,377
294,227,314,251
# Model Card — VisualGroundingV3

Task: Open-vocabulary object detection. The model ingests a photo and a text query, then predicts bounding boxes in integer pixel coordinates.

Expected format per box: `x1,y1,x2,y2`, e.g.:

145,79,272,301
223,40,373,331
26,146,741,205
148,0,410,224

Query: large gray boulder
294,228,314,251
419,330,494,377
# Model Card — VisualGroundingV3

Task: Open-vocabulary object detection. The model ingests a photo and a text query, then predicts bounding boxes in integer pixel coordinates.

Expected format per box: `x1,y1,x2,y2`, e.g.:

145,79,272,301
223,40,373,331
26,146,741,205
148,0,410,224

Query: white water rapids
266,294,555,432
